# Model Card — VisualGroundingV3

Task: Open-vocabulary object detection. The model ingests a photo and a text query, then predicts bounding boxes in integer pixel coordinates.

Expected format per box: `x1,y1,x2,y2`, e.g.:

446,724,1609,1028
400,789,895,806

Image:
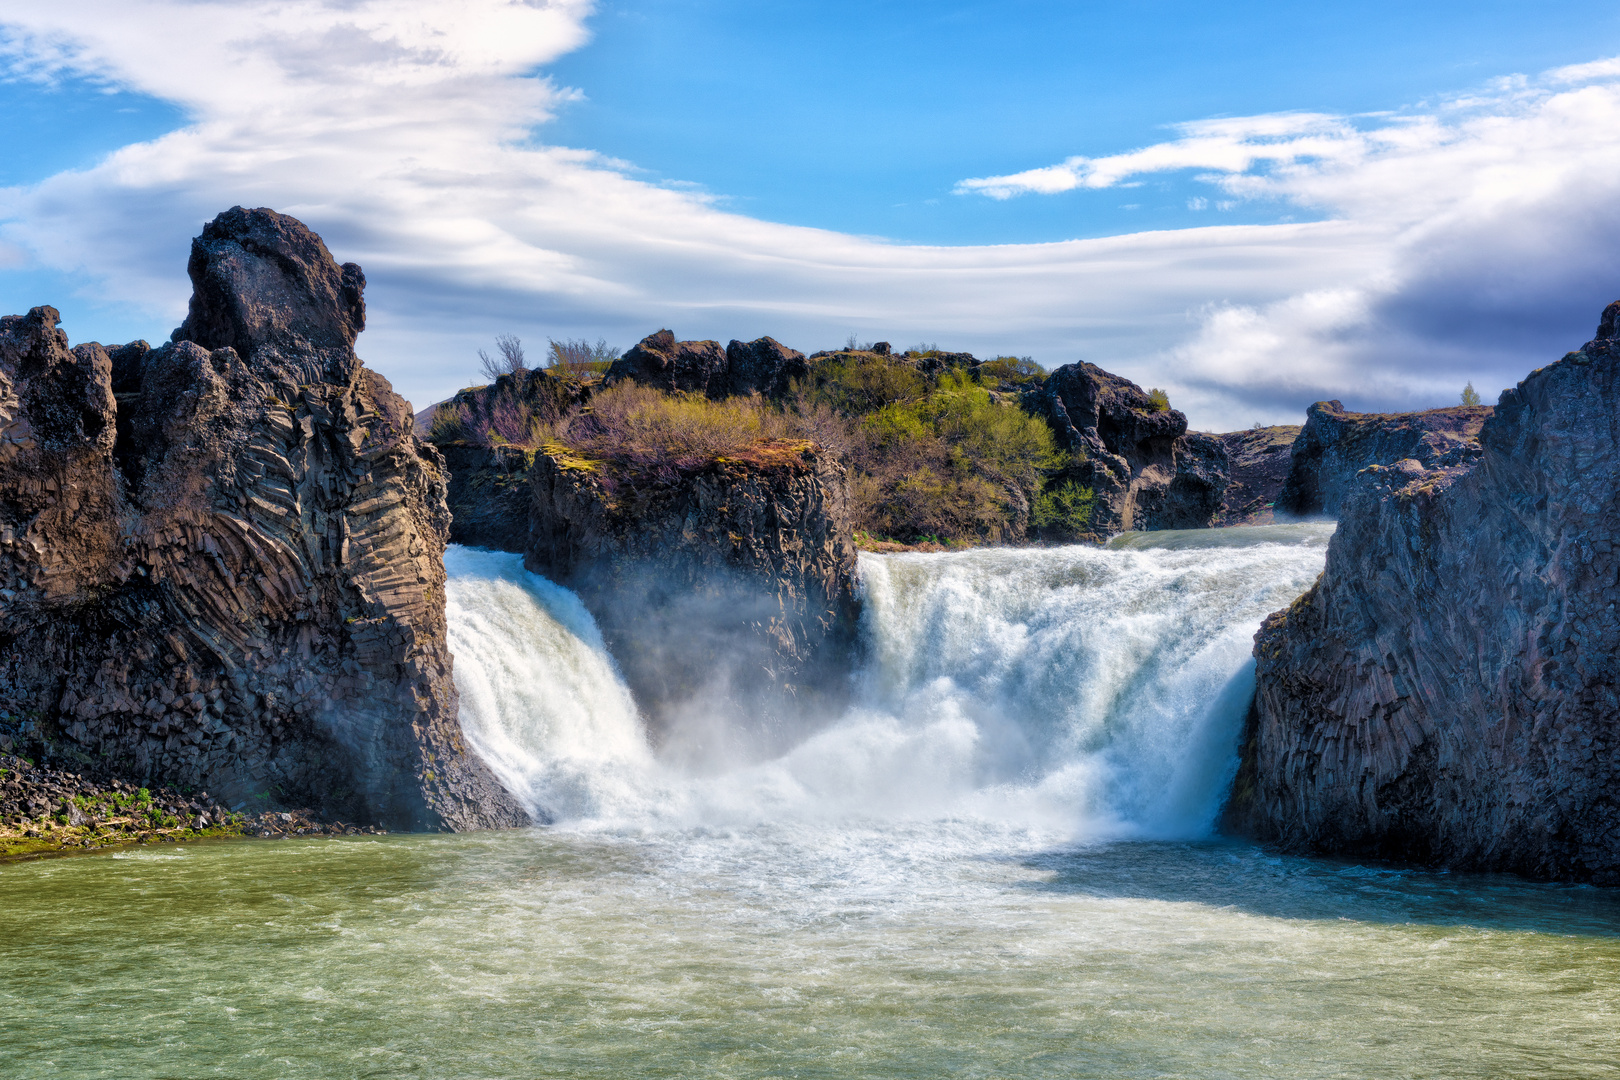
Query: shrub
1146,387,1171,412
977,356,1045,388
1033,480,1096,534
548,337,620,375
552,382,799,471
429,402,475,442
479,334,526,382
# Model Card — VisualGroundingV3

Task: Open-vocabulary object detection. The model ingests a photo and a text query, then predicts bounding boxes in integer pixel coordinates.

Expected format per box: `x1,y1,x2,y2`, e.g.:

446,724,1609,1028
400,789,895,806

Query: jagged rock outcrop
606,330,809,400
526,441,859,753
1277,400,1491,518
1214,425,1301,525
1025,362,1228,533
1229,304,1620,882
0,207,527,831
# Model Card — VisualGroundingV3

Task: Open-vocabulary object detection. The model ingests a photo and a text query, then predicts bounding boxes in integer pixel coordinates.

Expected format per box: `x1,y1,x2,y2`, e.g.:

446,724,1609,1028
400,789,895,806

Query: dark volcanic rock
0,207,527,831
605,330,729,396
1214,425,1301,525
1277,400,1491,518
1230,305,1620,882
1025,362,1226,533
606,330,810,401
439,444,535,554
722,336,809,399
526,441,859,754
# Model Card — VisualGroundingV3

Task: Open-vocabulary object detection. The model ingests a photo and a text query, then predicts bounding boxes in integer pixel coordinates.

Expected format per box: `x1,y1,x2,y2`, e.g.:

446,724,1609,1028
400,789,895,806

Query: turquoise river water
2,525,1617,1079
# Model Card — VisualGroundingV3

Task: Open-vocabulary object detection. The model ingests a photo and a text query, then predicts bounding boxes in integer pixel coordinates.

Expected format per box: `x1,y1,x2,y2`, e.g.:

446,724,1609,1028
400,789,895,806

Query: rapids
5,525,1619,1079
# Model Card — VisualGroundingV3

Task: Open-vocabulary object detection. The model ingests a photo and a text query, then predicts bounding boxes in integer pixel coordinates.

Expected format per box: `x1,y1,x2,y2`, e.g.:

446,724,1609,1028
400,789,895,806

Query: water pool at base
3,831,1618,1079
4,526,1617,1077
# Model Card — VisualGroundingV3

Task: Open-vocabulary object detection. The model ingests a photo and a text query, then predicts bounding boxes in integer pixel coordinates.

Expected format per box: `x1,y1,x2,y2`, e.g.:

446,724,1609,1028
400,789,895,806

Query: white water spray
446,526,1331,838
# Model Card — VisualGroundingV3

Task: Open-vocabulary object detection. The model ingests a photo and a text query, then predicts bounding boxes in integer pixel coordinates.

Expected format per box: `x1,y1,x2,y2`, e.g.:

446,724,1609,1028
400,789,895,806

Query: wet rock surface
526,440,860,750
1277,400,1491,518
1024,362,1227,533
1231,305,1620,882
0,207,526,832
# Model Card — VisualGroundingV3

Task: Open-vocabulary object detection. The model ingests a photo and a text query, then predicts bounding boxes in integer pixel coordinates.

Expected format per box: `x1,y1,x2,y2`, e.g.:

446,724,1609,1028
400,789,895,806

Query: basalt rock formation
1024,362,1228,533
1214,425,1302,525
1230,304,1620,882
607,330,809,400
526,440,860,754
0,207,527,831
1277,400,1491,518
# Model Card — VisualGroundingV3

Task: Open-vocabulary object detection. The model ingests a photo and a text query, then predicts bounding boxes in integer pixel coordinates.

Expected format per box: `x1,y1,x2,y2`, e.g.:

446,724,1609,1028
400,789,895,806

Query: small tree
1146,388,1171,412
478,334,526,382
1461,381,1482,407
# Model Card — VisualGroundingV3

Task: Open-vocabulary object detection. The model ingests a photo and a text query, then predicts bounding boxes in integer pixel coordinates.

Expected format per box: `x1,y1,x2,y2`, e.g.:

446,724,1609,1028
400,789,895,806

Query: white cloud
2,6,1620,431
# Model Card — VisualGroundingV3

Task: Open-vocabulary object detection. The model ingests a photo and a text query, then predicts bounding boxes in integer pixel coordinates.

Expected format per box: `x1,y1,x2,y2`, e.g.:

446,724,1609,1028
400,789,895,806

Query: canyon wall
1230,304,1620,882
0,207,527,830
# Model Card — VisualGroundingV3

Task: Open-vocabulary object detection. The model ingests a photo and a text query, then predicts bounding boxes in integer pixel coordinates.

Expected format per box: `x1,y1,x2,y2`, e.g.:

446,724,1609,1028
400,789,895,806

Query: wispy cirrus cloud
2,3,1620,431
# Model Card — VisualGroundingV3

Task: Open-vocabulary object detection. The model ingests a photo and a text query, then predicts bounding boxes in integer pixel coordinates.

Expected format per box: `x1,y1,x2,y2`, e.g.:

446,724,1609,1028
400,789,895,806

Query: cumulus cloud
2,5,1620,430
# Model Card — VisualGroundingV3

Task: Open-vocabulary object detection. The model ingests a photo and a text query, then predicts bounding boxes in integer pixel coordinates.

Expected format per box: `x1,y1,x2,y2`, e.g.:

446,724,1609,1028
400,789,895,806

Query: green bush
1033,480,1096,534
977,356,1046,388
1147,387,1171,412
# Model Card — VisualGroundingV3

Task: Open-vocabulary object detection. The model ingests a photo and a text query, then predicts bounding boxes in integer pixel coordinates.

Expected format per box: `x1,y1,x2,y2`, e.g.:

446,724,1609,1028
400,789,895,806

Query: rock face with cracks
0,207,527,831
1278,400,1492,518
1024,361,1228,533
525,440,860,754
1229,303,1620,882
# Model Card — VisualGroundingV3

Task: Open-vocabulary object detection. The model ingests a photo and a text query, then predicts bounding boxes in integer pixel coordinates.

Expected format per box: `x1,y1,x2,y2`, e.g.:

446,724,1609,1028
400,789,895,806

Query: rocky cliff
1278,400,1491,518
1230,303,1620,882
526,440,860,755
0,207,527,831
1024,362,1228,533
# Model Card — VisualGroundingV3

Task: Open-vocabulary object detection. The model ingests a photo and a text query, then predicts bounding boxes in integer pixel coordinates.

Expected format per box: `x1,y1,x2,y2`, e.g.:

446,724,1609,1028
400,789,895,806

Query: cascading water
446,524,1334,838
13,524,1620,1080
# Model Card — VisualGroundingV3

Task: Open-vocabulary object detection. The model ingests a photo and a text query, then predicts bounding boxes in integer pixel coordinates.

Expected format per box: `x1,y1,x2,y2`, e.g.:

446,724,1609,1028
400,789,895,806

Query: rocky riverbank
0,752,387,862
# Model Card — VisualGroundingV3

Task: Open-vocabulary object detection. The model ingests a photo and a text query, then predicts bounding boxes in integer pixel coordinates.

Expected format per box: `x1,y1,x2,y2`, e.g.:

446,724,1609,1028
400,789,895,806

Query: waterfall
445,525,1332,838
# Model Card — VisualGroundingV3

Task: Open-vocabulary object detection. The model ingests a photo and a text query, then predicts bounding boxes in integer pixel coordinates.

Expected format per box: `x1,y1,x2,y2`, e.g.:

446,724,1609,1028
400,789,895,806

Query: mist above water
445,523,1333,839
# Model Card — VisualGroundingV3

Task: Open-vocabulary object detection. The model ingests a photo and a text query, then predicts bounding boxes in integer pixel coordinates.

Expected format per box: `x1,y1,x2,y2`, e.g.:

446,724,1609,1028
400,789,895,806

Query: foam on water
446,524,1333,841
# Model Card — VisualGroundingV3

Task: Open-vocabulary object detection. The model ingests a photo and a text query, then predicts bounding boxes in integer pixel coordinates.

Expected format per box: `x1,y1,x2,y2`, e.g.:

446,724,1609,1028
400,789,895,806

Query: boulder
1229,303,1620,882
0,207,527,831
722,336,809,399
605,330,728,396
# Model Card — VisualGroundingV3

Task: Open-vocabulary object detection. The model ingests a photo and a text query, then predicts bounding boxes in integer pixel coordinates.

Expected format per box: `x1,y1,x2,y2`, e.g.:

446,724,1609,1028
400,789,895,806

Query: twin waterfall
445,526,1332,838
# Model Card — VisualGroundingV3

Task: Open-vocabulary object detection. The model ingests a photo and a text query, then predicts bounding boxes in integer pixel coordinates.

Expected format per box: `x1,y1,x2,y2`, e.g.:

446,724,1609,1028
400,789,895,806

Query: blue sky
545,0,1620,244
4,1,1620,429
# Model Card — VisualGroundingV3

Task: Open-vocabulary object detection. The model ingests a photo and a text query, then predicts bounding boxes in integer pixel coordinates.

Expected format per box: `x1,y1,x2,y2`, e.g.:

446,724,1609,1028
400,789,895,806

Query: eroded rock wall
605,330,809,400
1231,306,1620,882
0,207,526,831
526,441,860,753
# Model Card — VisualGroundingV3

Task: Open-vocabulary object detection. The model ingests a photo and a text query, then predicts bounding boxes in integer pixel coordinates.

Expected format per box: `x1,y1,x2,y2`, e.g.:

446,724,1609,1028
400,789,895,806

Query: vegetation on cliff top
428,345,1090,545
